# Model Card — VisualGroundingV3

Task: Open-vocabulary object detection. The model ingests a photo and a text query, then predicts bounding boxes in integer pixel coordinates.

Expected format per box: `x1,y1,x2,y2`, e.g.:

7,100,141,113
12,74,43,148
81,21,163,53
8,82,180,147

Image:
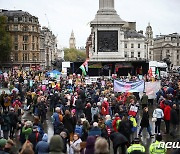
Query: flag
83,59,89,72
156,68,160,78
128,73,131,79
148,68,153,77
79,65,86,76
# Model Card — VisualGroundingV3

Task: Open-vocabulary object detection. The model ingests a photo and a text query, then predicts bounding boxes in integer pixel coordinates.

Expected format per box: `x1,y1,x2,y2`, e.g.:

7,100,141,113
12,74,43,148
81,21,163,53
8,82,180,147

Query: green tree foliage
64,48,86,62
0,16,12,63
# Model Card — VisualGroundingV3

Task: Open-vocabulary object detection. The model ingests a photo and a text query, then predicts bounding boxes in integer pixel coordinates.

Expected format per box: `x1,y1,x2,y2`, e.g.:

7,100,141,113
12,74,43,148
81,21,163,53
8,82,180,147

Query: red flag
148,68,153,77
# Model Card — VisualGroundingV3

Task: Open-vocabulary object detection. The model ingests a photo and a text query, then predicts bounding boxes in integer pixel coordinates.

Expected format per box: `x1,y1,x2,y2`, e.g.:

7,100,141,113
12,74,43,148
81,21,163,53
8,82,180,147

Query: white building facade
40,27,58,69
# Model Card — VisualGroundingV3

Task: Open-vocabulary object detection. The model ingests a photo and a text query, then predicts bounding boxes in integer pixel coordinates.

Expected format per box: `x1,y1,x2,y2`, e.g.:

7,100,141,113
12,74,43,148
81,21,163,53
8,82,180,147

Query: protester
94,137,109,154
170,104,179,137
49,135,64,154
35,133,49,154
110,131,128,154
138,107,153,138
163,102,171,134
69,133,82,154
153,105,164,134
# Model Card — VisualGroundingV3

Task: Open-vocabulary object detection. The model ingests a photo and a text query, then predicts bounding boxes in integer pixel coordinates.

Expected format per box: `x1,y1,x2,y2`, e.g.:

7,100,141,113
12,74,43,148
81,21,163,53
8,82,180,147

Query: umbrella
46,70,61,76
51,70,61,75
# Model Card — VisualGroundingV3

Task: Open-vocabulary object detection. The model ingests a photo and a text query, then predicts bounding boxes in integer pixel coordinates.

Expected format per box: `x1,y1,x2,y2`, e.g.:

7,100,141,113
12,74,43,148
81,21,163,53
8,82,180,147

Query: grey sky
1,0,180,48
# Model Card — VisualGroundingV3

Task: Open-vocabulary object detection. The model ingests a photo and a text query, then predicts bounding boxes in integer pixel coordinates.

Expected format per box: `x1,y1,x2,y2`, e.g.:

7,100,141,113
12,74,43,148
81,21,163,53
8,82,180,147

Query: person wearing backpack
74,120,83,138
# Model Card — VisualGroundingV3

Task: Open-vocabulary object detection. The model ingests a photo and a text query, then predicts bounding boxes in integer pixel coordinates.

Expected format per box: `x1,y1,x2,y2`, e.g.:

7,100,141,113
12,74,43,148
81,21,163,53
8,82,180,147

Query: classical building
40,26,58,69
69,30,76,49
145,23,154,61
0,9,41,70
153,33,180,68
86,0,147,76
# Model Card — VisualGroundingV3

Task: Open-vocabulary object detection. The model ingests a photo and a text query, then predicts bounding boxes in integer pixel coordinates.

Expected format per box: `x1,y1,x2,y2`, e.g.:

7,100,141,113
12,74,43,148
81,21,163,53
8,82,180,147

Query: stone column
99,0,114,9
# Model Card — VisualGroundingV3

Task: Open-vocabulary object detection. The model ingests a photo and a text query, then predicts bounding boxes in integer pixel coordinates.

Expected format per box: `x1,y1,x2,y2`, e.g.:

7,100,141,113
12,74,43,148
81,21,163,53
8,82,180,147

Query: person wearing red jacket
164,102,171,134
112,113,121,132
101,98,109,116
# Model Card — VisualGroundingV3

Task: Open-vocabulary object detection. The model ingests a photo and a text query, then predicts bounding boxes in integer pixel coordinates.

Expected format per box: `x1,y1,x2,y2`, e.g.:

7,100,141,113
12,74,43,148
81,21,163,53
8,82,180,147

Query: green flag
156,68,160,77
79,65,86,76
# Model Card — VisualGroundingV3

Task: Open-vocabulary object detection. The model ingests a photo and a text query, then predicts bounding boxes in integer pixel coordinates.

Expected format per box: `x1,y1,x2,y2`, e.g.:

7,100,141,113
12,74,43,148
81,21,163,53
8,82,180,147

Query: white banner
145,81,161,99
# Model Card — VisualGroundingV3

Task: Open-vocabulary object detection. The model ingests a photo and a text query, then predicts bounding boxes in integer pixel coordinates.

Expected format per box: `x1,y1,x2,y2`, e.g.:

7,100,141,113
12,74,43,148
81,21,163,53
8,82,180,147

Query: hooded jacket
36,133,49,154
49,135,64,154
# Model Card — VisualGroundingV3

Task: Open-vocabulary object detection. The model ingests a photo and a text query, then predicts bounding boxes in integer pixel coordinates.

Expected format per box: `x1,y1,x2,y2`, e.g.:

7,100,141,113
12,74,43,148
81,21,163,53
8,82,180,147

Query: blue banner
114,80,145,92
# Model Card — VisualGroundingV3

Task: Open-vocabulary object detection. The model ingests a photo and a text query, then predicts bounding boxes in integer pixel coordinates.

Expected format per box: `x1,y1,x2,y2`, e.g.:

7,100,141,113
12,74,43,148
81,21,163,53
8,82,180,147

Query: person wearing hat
28,125,42,151
149,134,166,154
127,138,145,154
88,122,101,137
0,138,7,153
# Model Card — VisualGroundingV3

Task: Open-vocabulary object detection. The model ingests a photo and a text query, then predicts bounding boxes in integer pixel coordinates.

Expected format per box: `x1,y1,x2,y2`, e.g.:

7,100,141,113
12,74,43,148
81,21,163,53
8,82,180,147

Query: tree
0,16,12,64
64,48,86,62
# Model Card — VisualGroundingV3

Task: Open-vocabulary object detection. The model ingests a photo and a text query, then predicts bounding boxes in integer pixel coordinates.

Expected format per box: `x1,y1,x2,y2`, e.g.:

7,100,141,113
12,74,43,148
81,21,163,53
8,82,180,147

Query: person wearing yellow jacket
149,133,167,154
127,138,145,154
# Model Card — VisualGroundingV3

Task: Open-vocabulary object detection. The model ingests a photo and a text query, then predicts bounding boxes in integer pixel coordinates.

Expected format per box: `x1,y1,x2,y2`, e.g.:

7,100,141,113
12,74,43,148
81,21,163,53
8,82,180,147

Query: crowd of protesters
0,69,180,154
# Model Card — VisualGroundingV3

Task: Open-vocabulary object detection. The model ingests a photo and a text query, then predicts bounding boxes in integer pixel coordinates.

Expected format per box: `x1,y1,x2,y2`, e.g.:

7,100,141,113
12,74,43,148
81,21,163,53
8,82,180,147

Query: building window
177,43,179,46
14,25,18,31
124,43,127,48
23,35,28,42
23,17,28,22
36,44,39,50
14,44,18,50
32,26,34,31
14,35,18,42
23,26,28,31
177,55,179,60
138,52,141,57
150,56,152,59
124,52,127,57
36,53,39,61
177,50,179,54
131,52,134,58
14,53,18,61
32,43,35,50
23,53,29,61
32,53,35,61
131,43,134,48
23,44,28,50
32,36,35,42
14,17,18,22
144,45,146,49
149,51,151,54
138,44,140,48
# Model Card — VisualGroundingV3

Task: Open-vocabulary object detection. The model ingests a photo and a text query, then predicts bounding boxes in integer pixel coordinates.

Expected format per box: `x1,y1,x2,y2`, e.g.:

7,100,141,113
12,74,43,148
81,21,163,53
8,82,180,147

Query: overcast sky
1,0,180,48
